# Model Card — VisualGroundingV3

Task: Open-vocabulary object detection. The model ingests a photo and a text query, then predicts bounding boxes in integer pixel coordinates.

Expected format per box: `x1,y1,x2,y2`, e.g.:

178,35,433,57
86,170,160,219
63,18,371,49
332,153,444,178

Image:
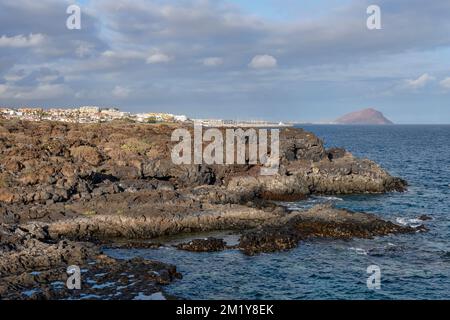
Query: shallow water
106,125,450,300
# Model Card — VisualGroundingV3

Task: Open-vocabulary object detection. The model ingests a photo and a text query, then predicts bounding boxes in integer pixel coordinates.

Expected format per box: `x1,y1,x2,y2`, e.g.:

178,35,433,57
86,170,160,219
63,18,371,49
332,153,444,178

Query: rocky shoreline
0,119,424,299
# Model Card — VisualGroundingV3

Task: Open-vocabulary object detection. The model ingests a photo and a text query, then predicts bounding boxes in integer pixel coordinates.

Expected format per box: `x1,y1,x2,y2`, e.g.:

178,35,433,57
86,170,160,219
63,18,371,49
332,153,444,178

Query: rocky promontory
0,119,420,299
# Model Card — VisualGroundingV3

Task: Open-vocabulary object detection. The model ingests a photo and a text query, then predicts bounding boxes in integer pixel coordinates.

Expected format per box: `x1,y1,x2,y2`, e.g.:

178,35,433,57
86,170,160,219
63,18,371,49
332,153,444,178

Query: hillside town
0,106,292,127
0,106,189,124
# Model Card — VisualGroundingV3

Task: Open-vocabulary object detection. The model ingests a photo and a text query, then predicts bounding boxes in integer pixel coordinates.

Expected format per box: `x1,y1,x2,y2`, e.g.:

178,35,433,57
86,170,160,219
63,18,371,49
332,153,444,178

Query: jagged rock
239,205,420,255
327,147,347,160
0,120,416,300
0,223,181,300
0,120,406,208
176,238,226,252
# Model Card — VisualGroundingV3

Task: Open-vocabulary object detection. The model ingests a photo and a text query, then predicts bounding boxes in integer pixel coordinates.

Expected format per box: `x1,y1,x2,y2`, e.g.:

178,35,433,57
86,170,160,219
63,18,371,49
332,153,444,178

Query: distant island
334,108,393,125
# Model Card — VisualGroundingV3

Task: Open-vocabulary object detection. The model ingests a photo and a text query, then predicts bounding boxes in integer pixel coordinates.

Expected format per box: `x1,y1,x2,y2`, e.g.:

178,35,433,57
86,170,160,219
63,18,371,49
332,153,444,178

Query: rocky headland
0,119,423,299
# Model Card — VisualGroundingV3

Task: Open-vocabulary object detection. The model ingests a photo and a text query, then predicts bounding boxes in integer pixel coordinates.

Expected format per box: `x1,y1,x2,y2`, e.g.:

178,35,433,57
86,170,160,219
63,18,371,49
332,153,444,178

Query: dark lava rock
367,244,405,257
327,147,347,160
0,120,416,299
239,227,299,254
417,214,433,221
176,238,226,252
239,205,421,255
0,255,182,300
0,224,181,300
0,120,406,212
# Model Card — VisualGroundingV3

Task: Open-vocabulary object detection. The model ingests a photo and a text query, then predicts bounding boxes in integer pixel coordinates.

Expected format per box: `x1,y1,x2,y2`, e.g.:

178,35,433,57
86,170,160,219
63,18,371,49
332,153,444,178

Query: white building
79,106,100,113
174,115,188,122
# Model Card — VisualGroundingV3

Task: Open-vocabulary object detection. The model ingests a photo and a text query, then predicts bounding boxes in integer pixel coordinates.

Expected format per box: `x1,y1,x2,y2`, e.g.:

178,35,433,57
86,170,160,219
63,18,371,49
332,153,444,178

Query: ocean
106,125,450,300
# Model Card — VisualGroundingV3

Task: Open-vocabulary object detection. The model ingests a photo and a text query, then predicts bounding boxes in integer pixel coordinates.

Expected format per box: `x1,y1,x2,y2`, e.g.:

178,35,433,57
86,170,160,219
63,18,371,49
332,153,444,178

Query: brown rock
0,188,15,203
70,146,102,166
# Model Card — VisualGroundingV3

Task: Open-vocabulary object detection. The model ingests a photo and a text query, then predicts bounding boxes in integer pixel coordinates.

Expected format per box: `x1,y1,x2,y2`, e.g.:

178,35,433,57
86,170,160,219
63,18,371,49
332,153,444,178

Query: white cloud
75,42,95,58
2,0,450,119
0,84,7,95
0,33,45,48
3,70,26,82
249,55,277,69
102,50,146,60
203,57,224,67
0,83,70,100
405,73,435,89
112,85,131,98
146,52,172,64
439,77,450,90
37,74,59,84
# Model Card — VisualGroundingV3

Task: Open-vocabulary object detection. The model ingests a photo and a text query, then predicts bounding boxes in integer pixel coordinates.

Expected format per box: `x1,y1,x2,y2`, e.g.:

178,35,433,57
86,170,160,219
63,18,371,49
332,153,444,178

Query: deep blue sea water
106,125,450,300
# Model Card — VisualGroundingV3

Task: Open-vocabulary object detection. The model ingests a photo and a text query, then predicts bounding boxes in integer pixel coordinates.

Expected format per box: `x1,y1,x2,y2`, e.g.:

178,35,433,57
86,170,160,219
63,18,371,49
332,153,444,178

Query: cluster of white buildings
0,106,189,124
0,106,290,127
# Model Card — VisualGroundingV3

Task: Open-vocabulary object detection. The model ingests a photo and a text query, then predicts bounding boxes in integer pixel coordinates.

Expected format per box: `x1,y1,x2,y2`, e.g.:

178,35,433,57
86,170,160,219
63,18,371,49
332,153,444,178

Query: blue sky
228,0,355,21
0,0,449,123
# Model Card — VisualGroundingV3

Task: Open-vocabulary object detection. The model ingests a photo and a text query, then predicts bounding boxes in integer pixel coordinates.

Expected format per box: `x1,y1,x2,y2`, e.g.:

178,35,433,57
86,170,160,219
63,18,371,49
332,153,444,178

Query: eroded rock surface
239,205,422,255
0,121,405,217
0,223,180,300
0,120,415,299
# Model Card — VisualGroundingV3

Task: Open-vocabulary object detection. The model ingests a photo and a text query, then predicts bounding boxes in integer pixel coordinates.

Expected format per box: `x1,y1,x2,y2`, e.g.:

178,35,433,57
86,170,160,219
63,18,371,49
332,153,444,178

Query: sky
0,0,449,123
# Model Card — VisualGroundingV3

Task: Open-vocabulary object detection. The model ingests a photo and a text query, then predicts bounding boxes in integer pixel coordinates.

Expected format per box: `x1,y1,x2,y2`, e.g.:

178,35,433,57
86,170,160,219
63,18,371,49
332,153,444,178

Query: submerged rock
238,205,421,255
176,238,226,252
417,214,433,221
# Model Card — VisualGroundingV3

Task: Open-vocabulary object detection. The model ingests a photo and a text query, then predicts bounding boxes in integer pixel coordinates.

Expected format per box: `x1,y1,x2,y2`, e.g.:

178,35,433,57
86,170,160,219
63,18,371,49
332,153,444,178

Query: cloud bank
0,0,449,123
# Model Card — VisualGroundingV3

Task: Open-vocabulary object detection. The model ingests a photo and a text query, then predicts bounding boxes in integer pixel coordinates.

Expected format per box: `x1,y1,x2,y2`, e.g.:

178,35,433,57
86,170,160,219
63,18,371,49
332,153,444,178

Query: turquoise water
106,125,450,300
